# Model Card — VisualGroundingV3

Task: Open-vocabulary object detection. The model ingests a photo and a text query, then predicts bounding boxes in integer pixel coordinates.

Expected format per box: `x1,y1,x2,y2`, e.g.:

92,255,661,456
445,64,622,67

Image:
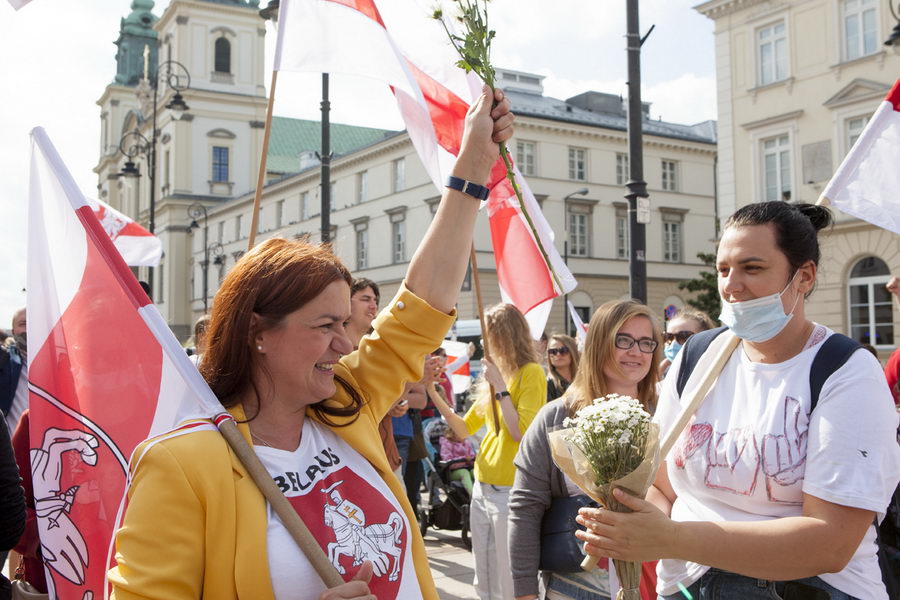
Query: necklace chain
250,430,277,448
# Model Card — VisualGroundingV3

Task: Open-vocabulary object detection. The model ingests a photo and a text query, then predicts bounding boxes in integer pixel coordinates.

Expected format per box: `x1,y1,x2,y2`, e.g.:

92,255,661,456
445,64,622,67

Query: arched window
214,37,231,74
848,256,893,347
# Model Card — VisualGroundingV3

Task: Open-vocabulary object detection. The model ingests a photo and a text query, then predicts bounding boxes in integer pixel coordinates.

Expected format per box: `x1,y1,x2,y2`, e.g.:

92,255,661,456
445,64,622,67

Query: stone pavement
424,526,478,600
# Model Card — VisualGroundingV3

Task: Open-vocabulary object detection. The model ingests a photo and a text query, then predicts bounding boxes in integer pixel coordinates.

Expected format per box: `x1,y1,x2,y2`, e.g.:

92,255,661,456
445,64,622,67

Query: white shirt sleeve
803,350,900,516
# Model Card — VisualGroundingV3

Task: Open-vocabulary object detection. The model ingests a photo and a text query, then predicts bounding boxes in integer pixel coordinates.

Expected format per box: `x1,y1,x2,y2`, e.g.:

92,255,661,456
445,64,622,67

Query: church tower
95,0,268,338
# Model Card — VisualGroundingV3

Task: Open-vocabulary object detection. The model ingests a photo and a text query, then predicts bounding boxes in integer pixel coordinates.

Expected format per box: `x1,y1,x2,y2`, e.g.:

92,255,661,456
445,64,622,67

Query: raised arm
405,87,514,314
426,383,469,442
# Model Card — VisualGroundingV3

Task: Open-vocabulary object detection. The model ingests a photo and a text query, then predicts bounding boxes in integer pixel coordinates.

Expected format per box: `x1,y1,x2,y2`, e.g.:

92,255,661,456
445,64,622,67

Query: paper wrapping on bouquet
548,423,660,600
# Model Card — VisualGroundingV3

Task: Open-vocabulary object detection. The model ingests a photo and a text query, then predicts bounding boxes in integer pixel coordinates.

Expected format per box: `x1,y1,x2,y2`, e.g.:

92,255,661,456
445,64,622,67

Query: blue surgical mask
664,342,682,361
719,272,801,343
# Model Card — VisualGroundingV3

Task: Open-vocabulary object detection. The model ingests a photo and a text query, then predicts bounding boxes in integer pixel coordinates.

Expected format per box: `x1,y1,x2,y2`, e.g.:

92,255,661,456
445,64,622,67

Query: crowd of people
1,87,899,600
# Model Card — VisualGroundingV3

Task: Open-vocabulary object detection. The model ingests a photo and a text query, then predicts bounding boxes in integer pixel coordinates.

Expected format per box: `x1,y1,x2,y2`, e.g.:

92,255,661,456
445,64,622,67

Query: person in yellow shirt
429,303,546,600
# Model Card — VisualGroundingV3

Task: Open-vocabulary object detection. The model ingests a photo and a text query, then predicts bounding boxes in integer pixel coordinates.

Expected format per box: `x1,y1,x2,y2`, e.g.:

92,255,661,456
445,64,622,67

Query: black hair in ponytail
724,201,833,270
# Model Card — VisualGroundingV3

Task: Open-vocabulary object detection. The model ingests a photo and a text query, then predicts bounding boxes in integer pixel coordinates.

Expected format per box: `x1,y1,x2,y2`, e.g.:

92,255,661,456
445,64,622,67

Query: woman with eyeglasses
577,202,900,600
547,334,580,401
659,308,714,378
509,300,661,600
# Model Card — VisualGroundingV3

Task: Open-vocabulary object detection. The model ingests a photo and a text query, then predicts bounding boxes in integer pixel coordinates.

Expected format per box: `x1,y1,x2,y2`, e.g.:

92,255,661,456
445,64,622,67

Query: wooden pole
248,69,278,250
217,418,344,587
468,245,501,432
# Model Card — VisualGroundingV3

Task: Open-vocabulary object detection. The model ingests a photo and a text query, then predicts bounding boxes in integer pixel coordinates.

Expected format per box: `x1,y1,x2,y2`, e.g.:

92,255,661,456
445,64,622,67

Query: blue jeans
659,568,860,600
394,435,411,475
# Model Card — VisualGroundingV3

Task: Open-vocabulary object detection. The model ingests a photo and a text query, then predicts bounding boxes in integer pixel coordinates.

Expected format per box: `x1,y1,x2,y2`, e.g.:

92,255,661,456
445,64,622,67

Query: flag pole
468,245,501,432
248,69,278,250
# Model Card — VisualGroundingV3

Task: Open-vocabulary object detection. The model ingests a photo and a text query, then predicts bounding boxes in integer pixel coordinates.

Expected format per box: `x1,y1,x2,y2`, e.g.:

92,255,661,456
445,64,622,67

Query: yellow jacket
108,284,454,600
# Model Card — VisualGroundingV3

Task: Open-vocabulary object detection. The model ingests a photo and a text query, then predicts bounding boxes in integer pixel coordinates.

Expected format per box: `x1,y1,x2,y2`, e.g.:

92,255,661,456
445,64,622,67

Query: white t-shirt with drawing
255,419,422,600
654,326,900,599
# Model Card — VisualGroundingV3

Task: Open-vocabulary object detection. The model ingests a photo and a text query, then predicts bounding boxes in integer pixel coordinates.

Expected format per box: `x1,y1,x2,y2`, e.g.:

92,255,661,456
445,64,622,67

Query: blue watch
446,175,490,201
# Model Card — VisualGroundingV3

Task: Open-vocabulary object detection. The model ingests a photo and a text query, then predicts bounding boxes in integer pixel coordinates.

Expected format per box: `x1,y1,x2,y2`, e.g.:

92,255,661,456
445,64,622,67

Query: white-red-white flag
567,300,588,347
820,78,900,234
440,339,471,395
274,0,576,337
86,197,162,267
26,127,223,599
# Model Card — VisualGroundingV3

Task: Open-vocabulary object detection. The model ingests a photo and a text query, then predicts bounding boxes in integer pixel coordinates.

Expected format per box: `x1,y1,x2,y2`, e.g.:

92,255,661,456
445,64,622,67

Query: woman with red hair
108,86,513,600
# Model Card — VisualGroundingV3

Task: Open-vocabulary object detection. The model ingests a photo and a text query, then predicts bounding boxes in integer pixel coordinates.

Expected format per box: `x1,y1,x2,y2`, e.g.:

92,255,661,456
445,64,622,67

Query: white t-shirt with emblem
654,326,900,599
255,419,422,600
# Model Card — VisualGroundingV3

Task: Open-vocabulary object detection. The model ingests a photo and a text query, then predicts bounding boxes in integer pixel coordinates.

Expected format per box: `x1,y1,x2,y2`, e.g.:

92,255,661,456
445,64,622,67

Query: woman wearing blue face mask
577,201,900,600
659,308,714,378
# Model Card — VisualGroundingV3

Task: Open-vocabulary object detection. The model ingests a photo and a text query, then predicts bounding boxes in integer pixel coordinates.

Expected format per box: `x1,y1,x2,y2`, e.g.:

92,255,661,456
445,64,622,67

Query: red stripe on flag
325,0,385,26
404,60,469,155
76,206,152,307
887,77,900,112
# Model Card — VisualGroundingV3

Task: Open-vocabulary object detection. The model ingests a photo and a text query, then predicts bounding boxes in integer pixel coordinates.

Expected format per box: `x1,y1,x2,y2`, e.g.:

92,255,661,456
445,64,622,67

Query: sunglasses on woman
547,347,570,356
663,330,695,344
614,333,658,354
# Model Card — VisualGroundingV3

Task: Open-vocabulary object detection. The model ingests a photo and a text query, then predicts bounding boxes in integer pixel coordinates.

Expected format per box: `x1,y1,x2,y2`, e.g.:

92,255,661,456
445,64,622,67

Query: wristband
446,175,490,201
494,390,510,401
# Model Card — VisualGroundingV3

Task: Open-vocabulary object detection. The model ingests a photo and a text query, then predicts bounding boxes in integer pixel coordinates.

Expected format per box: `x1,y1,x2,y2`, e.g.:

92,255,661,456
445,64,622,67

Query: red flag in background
26,127,224,599
86,197,162,267
274,0,576,337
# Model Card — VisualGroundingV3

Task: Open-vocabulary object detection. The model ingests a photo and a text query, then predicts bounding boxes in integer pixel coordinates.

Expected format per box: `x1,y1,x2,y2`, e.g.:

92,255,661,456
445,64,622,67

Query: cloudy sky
0,0,716,327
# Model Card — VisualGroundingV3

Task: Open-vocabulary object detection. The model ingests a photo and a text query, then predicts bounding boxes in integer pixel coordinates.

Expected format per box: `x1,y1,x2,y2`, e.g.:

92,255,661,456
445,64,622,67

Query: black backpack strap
676,326,729,398
808,333,861,412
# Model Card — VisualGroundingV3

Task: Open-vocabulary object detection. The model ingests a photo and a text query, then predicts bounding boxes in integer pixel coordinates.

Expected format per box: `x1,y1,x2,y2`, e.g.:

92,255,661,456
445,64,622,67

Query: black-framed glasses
615,333,658,354
547,347,570,356
664,331,695,345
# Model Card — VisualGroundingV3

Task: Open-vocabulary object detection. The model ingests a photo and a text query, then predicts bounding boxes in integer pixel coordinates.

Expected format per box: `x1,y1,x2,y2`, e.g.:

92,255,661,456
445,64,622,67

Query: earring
257,345,263,352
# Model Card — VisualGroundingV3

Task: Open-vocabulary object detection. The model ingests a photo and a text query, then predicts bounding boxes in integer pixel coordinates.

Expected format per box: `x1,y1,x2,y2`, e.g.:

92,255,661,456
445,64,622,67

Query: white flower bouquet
549,394,660,600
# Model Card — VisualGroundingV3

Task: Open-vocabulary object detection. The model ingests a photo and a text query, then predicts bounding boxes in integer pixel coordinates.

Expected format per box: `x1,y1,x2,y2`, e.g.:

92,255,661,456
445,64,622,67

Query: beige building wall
697,0,900,353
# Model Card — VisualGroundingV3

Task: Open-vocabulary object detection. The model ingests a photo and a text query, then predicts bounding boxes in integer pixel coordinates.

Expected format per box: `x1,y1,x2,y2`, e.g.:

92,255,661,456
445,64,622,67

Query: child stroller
419,419,472,550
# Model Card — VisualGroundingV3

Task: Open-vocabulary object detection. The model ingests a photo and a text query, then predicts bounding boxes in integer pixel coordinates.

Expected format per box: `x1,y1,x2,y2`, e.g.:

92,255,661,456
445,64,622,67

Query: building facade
97,0,719,341
696,0,900,353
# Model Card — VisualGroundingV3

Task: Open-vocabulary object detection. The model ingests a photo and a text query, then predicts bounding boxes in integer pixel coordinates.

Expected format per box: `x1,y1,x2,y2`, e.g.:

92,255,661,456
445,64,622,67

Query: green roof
267,116,399,175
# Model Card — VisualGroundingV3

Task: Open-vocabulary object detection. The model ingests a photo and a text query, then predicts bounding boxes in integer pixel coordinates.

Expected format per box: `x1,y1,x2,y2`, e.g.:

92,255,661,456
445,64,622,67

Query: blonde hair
474,303,539,413
566,300,661,415
547,333,580,390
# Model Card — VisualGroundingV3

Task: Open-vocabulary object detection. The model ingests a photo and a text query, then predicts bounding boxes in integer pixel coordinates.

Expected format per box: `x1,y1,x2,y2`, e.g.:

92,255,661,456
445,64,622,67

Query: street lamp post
625,0,651,304
886,1,900,52
188,203,225,314
118,51,191,301
562,188,589,335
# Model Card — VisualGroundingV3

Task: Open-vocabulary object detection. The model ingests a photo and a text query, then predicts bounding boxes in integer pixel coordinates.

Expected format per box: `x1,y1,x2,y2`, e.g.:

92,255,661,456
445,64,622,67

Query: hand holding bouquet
549,394,660,600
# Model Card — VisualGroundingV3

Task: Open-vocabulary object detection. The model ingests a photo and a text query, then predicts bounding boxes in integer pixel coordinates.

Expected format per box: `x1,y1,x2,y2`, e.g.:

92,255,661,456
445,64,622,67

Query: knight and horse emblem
321,481,404,581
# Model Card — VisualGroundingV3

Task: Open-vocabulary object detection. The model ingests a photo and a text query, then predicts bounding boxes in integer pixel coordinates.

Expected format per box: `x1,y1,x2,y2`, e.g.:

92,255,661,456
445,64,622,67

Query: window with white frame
568,147,586,181
615,204,629,259
212,146,229,182
662,212,684,263
355,227,368,270
393,158,406,192
843,0,878,61
300,191,310,220
235,214,243,239
616,153,629,185
661,160,678,191
387,208,407,263
567,203,592,257
217,221,224,243
516,140,536,176
357,171,368,203
848,256,893,346
275,199,284,229
761,134,792,202
757,21,788,86
846,115,869,151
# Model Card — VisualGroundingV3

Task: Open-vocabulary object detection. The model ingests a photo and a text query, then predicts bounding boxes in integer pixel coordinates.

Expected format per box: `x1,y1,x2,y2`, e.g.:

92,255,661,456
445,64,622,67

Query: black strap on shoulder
808,333,861,412
675,326,728,398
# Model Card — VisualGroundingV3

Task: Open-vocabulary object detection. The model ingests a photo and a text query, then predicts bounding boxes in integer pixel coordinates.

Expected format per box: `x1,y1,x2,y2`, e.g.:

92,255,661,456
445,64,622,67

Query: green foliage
677,252,722,324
